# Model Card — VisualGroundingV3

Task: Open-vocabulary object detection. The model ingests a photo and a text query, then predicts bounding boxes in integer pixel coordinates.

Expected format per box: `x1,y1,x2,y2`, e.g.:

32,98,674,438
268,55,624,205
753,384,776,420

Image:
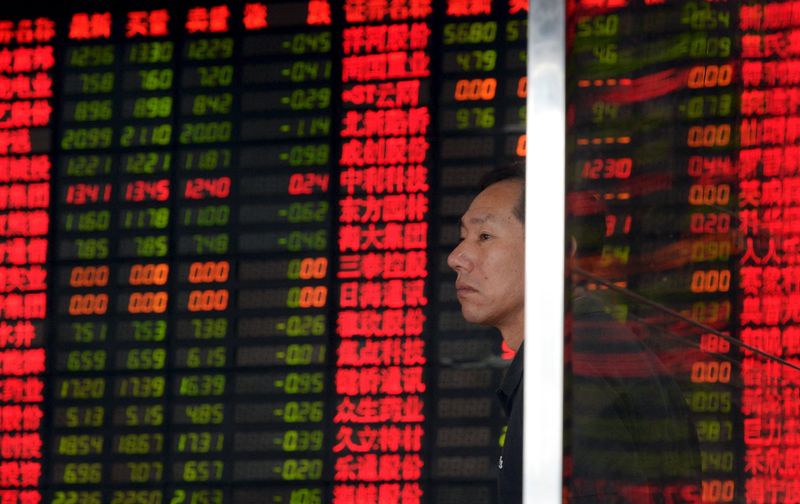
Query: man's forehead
459,180,522,225
460,209,497,226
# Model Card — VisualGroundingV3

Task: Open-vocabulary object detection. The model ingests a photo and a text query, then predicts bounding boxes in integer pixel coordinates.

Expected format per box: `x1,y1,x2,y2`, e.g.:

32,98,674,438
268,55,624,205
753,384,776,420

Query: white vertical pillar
524,0,565,502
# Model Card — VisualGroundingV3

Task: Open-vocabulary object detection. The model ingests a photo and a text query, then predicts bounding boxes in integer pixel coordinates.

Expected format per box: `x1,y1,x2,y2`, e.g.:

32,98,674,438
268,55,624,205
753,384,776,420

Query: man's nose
447,242,470,272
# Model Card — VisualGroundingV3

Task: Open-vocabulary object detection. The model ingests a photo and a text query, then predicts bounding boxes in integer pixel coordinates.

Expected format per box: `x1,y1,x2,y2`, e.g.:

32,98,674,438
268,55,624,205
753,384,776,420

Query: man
447,165,525,503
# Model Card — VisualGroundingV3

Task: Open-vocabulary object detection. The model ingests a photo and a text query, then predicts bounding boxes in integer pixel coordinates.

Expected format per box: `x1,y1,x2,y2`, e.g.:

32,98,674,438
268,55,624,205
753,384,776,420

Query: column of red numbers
334,1,432,502
0,16,54,504
739,3,800,502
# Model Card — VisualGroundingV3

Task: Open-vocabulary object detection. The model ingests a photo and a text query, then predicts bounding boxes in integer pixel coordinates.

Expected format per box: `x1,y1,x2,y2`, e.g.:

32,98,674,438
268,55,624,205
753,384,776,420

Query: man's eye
479,233,491,240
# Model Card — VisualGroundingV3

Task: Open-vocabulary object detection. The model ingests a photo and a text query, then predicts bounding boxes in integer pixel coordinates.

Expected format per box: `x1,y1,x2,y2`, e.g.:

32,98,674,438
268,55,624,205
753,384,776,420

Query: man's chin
461,309,489,326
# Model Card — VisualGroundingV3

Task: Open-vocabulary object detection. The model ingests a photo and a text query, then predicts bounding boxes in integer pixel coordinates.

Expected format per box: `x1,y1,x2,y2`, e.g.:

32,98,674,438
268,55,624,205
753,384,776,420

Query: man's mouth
455,283,477,295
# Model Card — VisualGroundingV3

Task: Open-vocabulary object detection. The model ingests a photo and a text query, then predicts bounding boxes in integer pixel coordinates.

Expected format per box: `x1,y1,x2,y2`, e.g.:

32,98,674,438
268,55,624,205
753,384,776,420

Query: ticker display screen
0,1,527,503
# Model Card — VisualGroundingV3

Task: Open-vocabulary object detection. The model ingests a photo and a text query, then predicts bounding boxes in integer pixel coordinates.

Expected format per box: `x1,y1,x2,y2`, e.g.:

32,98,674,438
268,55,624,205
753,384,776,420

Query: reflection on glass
565,1,800,502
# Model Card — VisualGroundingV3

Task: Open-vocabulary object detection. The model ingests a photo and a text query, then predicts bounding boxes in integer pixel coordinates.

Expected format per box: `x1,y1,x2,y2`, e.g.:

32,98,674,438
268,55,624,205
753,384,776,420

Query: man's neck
501,325,524,352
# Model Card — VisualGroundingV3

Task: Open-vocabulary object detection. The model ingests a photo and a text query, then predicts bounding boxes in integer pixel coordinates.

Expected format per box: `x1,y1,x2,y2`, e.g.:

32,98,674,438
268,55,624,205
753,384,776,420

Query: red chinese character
208,5,230,32
739,210,760,237
345,0,368,23
404,193,428,221
33,18,55,43
407,137,429,163
243,3,268,30
13,48,33,73
401,482,423,503
509,0,529,14
787,328,800,364
363,196,384,222
339,225,362,252
88,13,112,39
359,281,383,308
26,238,47,264
0,461,20,486
741,90,765,116
407,107,430,135
149,9,170,36
340,281,359,308
402,338,425,365
127,11,150,37
383,223,403,249
338,254,362,279
769,88,789,116
0,406,21,431
0,294,23,319
379,309,402,336
340,167,363,194
762,294,783,325
308,0,332,25
740,5,762,30
403,308,425,335
19,461,40,486
68,14,91,40
356,483,379,502
22,377,43,402
340,139,364,166
402,366,425,393
382,339,403,364
378,483,400,501
785,386,800,416
742,34,763,59
337,310,359,337
744,417,763,447
363,224,386,250
763,148,784,178
385,25,408,52
337,340,360,366
762,266,781,295
404,0,433,19
333,484,356,502
743,67,764,96
340,196,363,223
336,368,360,396
382,138,405,165
741,266,763,295
403,279,426,306
361,253,384,279
186,8,210,33
26,211,48,236
382,195,406,222
403,222,427,249
383,279,403,308
401,453,423,480
363,167,386,194
367,0,390,21
0,22,12,45
740,180,762,207
378,454,401,480
404,164,429,192
20,406,40,430
343,27,365,55
14,21,33,45
20,490,42,504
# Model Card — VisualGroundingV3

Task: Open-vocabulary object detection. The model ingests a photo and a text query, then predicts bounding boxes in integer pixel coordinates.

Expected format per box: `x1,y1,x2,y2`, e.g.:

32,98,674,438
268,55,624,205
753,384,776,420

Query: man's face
447,179,525,330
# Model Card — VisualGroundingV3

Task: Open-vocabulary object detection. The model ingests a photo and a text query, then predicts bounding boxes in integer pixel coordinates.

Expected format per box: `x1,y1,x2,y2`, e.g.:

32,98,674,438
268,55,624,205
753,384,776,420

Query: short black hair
478,161,525,223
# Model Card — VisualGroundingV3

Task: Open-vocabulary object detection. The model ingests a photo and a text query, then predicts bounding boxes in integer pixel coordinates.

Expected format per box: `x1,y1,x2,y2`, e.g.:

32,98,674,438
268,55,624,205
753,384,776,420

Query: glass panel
565,1,795,502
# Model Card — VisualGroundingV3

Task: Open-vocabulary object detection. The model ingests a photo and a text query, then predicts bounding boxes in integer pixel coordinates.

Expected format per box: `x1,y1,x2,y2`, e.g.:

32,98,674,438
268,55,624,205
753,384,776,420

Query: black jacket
497,343,524,503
